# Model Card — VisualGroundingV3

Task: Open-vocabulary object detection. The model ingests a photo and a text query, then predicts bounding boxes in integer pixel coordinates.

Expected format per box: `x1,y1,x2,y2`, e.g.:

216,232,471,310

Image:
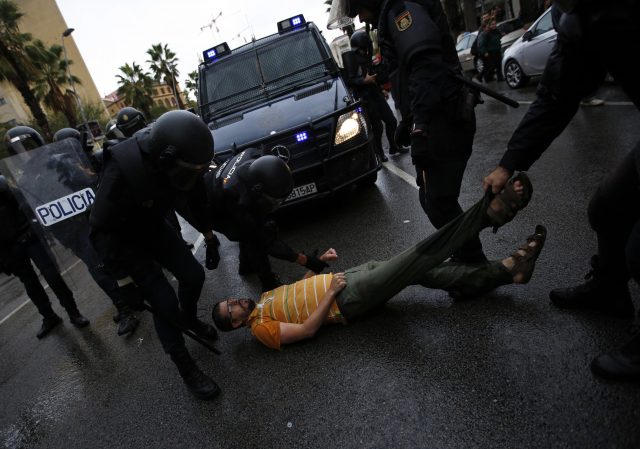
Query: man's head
245,155,293,213
147,110,214,191
350,30,373,59
211,298,256,331
4,126,45,155
116,107,147,137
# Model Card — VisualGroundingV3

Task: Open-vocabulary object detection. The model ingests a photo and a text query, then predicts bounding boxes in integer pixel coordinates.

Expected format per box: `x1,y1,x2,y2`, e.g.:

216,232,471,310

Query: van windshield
200,29,331,121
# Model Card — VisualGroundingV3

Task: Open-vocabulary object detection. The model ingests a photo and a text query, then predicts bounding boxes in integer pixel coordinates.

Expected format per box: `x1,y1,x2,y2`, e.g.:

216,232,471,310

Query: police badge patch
395,11,412,31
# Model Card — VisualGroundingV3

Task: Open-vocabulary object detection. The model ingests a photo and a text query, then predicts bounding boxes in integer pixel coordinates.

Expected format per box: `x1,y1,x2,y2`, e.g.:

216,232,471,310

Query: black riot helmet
344,0,384,20
53,127,81,142
4,126,45,155
116,107,147,137
246,155,293,213
104,119,126,140
147,110,214,191
350,30,373,58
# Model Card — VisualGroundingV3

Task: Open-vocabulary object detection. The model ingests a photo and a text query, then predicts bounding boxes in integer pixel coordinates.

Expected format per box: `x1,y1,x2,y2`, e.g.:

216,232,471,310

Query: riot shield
0,139,98,272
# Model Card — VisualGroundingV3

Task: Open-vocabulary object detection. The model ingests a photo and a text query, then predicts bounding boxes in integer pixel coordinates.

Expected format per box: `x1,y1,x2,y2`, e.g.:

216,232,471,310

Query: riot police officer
89,110,220,400
115,107,147,138
345,30,401,162
205,149,329,291
53,127,103,174
336,0,486,264
482,1,640,380
0,174,89,338
5,125,139,336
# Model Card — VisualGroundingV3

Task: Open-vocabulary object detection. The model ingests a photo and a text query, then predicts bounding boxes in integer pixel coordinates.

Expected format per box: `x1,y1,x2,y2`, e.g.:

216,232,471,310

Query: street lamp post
61,28,93,144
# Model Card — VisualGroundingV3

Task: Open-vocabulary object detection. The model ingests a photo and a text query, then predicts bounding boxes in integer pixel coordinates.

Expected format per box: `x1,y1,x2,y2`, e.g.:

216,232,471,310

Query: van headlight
334,110,367,145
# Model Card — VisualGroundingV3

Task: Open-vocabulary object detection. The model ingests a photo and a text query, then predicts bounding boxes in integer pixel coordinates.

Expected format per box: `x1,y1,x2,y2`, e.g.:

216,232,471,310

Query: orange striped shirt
247,273,345,350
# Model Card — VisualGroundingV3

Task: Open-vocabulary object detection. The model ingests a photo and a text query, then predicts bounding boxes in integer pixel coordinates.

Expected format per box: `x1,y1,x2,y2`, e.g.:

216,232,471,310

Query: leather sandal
508,225,547,284
486,172,533,232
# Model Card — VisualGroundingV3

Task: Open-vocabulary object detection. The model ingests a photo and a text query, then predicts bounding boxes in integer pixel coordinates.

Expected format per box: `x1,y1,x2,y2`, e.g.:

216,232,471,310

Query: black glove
119,282,145,311
205,235,221,270
409,128,429,167
394,121,411,148
303,250,329,273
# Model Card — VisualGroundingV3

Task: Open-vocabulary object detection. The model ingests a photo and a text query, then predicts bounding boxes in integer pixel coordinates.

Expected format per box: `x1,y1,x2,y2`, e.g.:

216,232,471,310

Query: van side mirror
522,30,533,41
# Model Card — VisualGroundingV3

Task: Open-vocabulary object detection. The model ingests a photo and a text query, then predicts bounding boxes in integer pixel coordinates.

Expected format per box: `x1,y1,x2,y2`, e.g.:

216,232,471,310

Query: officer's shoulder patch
395,11,412,31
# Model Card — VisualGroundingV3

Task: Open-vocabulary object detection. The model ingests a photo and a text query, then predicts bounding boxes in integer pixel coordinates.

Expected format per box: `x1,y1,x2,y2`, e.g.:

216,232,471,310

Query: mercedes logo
270,145,290,163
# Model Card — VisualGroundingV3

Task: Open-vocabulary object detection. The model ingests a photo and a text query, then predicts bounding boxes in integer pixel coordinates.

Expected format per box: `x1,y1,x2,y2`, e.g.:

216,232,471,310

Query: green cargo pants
336,193,512,320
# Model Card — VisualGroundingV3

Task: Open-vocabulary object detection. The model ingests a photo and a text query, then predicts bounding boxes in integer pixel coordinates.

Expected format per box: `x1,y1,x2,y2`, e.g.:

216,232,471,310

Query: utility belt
436,86,479,124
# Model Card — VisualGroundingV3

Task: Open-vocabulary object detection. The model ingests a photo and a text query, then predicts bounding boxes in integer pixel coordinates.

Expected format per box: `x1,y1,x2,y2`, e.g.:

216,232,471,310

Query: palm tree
116,62,154,119
0,0,52,139
184,70,198,102
28,40,81,127
146,43,184,109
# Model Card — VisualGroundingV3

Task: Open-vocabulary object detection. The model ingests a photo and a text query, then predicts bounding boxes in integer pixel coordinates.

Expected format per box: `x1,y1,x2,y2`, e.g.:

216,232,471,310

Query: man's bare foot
501,225,547,284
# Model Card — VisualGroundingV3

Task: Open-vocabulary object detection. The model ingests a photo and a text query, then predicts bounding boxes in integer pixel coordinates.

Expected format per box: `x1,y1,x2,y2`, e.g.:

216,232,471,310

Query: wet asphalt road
1,81,639,449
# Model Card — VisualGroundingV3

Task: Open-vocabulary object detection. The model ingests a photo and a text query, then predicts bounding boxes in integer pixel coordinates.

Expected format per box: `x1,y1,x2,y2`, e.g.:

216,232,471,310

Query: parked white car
501,8,557,88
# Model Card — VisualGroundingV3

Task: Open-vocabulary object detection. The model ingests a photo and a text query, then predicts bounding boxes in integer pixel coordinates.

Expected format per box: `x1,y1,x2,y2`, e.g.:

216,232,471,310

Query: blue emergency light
296,131,308,142
277,14,306,34
202,42,231,63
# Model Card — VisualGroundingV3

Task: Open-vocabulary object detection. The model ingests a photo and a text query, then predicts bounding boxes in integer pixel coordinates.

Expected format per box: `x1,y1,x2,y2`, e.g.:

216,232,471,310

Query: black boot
113,306,140,336
591,325,640,381
66,307,90,328
549,256,634,319
37,313,62,339
170,349,220,400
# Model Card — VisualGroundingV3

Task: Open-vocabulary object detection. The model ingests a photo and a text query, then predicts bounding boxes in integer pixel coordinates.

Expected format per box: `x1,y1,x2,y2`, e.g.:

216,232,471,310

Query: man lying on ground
212,173,546,349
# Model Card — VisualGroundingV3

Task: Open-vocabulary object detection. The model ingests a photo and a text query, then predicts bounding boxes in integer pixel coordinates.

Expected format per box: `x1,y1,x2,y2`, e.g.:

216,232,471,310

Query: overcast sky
56,0,350,97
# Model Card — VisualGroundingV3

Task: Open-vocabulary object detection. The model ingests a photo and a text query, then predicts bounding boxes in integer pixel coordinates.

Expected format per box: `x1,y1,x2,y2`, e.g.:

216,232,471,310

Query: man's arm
279,272,346,345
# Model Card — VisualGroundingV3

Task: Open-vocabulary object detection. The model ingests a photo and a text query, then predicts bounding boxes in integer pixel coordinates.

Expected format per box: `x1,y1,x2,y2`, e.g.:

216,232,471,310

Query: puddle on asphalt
0,361,84,448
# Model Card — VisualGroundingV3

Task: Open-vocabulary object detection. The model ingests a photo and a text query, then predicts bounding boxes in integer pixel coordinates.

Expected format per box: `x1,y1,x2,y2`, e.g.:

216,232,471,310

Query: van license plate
286,182,317,202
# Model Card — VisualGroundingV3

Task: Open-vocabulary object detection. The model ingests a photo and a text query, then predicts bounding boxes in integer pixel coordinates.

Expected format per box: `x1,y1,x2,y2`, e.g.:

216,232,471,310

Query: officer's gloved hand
394,121,411,148
303,250,329,273
205,235,221,270
410,126,429,167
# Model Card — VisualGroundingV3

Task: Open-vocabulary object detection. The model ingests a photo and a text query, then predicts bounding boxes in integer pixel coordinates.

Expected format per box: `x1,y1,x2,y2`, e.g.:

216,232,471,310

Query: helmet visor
8,134,41,154
328,0,355,29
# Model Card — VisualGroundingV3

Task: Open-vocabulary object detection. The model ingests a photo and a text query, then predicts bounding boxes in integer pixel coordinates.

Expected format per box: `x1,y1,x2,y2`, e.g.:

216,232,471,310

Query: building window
164,98,171,107
0,96,6,106
170,98,176,106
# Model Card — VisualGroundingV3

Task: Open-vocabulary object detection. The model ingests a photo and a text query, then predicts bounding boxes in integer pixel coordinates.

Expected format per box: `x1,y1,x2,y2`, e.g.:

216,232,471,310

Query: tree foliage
116,62,154,119
146,43,184,109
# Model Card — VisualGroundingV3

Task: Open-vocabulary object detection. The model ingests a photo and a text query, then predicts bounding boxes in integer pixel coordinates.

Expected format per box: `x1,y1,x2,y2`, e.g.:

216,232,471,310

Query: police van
197,15,379,206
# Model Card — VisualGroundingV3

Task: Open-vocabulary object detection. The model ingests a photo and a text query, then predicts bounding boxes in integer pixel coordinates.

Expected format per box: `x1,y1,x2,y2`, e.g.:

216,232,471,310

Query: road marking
0,259,82,326
382,161,419,190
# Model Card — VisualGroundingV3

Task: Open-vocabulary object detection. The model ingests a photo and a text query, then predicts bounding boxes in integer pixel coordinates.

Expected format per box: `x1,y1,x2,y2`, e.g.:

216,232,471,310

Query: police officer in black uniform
53,127,103,174
5,126,140,336
339,0,486,264
205,149,329,291
116,107,147,138
345,30,402,162
89,110,221,400
0,174,89,338
482,1,640,380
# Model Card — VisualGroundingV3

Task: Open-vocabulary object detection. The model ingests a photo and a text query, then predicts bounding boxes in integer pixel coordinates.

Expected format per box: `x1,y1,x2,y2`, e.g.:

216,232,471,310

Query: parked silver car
501,8,557,89
457,18,526,74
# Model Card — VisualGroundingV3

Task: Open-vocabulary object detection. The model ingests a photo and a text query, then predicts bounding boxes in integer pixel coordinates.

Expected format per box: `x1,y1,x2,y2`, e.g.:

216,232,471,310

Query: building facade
103,82,187,118
0,0,106,127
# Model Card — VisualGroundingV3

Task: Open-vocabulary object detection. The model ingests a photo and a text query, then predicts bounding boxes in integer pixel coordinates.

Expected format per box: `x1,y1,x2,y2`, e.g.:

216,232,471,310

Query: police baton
451,74,520,108
141,303,221,355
